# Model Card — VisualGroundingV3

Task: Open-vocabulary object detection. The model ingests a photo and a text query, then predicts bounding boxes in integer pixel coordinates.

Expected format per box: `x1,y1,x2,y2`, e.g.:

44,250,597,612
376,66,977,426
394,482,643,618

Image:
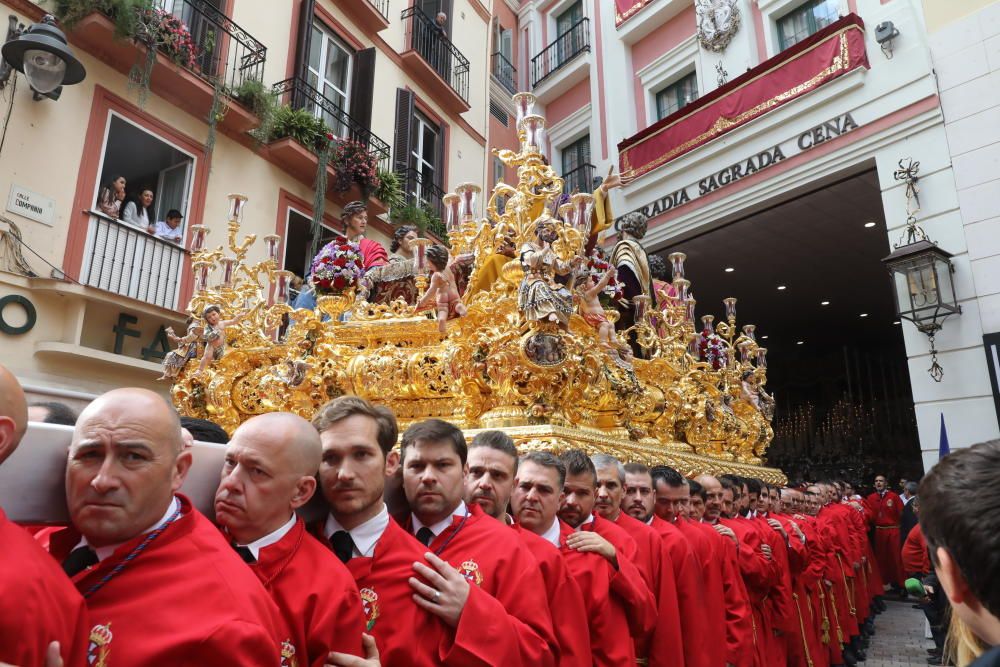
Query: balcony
399,7,471,114
80,213,187,311
399,167,445,216
616,0,690,45
491,51,517,95
530,18,590,102
266,77,391,215
562,163,596,195
65,0,267,134
341,0,391,35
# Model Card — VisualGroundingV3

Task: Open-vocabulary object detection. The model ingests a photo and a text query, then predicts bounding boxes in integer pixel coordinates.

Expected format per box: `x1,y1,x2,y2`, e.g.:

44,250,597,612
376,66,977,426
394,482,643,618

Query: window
307,23,353,136
410,111,441,207
555,1,585,63
777,0,839,51
655,71,699,120
492,156,507,213
561,136,591,194
283,208,341,279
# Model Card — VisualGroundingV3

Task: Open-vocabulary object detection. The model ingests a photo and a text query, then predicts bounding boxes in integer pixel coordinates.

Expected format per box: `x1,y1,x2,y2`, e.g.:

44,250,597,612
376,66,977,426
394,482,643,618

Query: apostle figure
518,218,580,329
610,211,653,353
365,225,421,305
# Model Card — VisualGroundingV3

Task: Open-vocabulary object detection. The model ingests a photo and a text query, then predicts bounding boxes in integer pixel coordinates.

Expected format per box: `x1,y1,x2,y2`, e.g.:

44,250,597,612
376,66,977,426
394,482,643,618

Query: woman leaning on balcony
96,175,126,218
122,189,154,229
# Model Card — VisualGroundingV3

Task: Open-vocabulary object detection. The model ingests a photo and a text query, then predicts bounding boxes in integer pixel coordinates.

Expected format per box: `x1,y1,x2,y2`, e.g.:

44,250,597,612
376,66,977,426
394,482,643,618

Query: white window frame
547,103,592,179
410,111,440,204
545,0,588,49
757,0,848,58
307,22,354,116
636,35,701,127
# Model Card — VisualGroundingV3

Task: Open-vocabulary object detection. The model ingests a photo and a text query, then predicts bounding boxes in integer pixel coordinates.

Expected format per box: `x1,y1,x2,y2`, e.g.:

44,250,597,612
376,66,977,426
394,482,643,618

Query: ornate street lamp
881,159,960,382
0,14,86,101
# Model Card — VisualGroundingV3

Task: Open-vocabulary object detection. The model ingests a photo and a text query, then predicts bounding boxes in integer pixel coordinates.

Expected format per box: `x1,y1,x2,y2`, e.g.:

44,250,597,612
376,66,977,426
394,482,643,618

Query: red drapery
619,15,869,180
615,0,655,27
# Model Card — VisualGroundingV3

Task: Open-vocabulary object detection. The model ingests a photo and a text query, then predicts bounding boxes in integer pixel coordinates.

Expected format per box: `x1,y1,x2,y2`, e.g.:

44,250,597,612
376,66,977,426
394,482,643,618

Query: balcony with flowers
54,0,267,133
263,77,395,216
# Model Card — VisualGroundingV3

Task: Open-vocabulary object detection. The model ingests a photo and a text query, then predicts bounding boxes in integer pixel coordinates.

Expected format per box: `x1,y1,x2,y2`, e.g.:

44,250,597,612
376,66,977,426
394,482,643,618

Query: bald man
215,413,366,667
48,388,284,666
0,365,88,667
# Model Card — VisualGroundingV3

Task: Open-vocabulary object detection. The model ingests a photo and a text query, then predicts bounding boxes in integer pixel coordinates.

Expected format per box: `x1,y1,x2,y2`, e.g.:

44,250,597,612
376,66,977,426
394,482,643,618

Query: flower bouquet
330,137,381,194
137,8,199,69
311,240,364,295
585,250,625,303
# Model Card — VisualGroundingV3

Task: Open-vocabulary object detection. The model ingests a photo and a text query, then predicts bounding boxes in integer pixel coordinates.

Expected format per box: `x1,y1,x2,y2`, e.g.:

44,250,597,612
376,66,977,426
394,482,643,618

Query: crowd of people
2,360,998,667
95,175,184,244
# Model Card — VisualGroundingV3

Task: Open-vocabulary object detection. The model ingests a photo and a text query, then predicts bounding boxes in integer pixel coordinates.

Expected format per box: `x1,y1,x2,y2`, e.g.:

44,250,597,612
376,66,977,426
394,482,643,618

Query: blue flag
939,413,950,460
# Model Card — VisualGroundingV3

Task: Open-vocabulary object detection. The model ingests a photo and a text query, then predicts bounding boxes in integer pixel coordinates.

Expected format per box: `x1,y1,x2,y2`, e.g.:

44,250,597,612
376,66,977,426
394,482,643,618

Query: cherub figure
574,267,617,348
415,244,467,334
157,318,204,382
197,305,248,374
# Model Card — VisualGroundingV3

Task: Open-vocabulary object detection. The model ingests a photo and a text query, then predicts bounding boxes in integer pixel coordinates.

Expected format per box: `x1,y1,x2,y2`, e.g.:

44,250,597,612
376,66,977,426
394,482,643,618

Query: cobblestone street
864,599,939,667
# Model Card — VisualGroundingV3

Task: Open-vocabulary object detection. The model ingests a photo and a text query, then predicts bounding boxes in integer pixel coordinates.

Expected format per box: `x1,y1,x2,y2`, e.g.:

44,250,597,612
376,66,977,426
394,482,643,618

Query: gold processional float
166,92,786,484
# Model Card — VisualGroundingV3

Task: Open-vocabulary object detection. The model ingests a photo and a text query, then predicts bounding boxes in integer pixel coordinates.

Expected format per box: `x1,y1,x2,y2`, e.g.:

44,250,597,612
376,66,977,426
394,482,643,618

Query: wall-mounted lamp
0,14,86,101
875,21,900,60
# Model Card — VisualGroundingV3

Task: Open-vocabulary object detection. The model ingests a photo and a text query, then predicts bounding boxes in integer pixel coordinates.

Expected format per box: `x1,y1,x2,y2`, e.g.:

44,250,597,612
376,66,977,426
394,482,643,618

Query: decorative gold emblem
280,639,298,667
88,622,112,667
458,560,484,587
360,587,380,631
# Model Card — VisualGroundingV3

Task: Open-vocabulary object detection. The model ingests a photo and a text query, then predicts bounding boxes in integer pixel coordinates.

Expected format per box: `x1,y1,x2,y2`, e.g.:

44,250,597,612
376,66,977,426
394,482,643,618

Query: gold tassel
817,590,831,645
793,593,815,667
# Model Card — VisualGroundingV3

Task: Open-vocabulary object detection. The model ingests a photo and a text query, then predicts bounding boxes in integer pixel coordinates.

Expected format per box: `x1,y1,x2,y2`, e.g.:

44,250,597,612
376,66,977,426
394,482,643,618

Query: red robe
250,518,364,666
49,496,284,666
613,512,686,667
719,517,778,667
864,490,904,587
772,513,814,667
319,516,523,666
902,523,931,576
1,509,89,667
753,514,796,667
406,504,558,667
358,237,388,270
795,515,832,667
512,524,593,667
558,521,637,666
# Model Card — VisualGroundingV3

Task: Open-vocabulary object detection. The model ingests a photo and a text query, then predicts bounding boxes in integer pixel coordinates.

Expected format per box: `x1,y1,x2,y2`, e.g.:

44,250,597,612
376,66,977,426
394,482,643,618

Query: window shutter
293,0,316,80
349,48,376,134
393,88,415,198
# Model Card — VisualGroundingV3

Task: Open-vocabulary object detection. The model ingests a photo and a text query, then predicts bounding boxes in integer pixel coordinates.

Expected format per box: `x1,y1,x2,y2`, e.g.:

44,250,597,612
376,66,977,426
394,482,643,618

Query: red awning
618,14,869,180
616,0,656,27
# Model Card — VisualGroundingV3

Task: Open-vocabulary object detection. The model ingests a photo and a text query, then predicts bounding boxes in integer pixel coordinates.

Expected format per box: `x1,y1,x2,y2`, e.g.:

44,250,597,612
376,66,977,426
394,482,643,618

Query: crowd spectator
27,401,78,426
96,175,126,218
149,209,184,244
901,480,920,541
920,440,1000,666
122,188,154,229
179,416,229,444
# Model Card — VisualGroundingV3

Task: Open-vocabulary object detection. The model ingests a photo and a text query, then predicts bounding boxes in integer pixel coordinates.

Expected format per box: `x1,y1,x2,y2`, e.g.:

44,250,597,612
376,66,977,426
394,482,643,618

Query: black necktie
233,545,256,564
62,546,98,577
415,526,435,547
329,531,355,563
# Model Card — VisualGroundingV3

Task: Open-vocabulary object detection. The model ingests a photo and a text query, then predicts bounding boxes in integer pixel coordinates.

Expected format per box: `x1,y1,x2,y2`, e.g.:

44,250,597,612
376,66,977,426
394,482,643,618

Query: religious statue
518,218,579,328
696,0,741,52
611,211,653,350
196,305,247,374
365,224,421,305
157,318,204,382
415,244,468,334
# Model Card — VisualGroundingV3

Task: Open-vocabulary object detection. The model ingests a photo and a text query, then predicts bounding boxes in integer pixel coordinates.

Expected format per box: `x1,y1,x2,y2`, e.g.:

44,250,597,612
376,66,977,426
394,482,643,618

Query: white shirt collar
575,513,595,531
238,514,297,561
81,496,180,562
540,518,562,548
644,515,654,526
412,500,468,541
325,504,390,558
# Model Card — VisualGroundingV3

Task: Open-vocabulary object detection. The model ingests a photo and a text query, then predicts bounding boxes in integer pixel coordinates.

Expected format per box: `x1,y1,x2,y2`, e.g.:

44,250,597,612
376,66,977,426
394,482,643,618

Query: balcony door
162,0,223,77
555,1,584,65
307,23,353,137
410,111,441,209
561,136,591,194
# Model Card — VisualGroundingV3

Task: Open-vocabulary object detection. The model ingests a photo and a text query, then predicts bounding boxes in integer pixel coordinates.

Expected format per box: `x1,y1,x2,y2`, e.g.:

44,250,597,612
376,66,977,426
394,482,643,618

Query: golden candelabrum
169,93,785,484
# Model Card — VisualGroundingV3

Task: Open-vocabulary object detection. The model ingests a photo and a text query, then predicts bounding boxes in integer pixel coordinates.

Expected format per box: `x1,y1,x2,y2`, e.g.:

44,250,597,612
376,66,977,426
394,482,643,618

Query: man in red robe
49,388,285,666
342,200,388,271
0,365,88,667
214,412,366,666
311,397,528,666
399,418,558,667
591,455,687,667
557,450,659,648
864,474,905,591
512,451,635,666
464,431,591,667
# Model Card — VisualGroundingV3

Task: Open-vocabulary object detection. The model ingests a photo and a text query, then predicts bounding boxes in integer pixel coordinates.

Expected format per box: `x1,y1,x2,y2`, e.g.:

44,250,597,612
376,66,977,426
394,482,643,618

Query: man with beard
48,388,284,666
512,451,632,666
313,397,528,666
401,419,557,666
464,431,588,666
864,475,905,592
0,365,88,667
650,466,752,667
591,454,685,667
688,478,707,520
214,412,365,666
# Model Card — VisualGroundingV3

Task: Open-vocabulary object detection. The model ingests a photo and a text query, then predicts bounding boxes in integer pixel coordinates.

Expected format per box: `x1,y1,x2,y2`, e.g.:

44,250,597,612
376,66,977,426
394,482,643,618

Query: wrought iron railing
144,0,267,93
562,163,596,194
491,51,517,94
82,213,186,310
399,166,445,217
401,7,470,103
366,0,390,22
531,18,590,88
273,77,391,174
